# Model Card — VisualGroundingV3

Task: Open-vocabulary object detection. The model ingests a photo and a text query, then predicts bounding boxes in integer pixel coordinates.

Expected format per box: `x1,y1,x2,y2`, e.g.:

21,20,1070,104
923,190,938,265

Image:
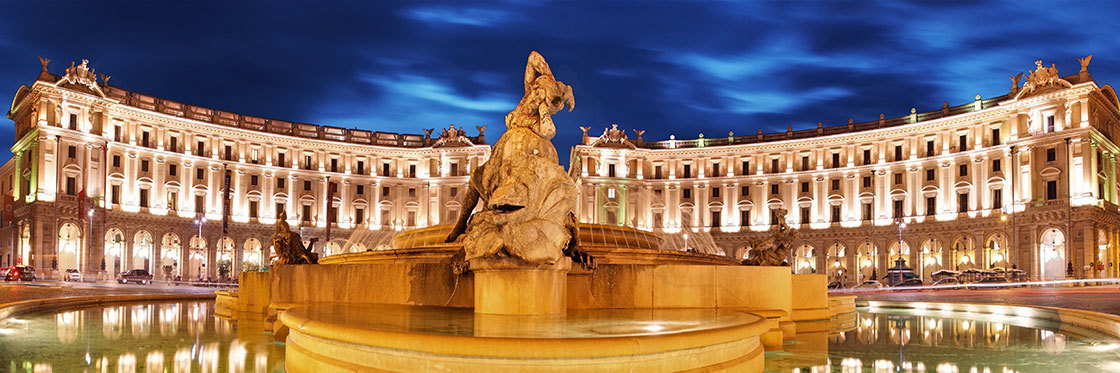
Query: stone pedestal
472,257,571,315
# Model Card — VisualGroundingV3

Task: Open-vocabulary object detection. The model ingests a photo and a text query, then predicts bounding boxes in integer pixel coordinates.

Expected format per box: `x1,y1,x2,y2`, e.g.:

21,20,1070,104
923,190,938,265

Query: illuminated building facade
572,58,1120,284
3,59,489,279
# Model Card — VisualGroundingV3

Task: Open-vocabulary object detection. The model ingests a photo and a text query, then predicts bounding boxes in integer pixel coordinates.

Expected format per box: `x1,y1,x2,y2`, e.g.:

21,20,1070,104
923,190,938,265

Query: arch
216,237,235,278
1101,84,1120,110
158,233,181,279
918,238,944,282
825,242,847,282
133,231,154,271
322,241,343,257
984,232,1010,269
1040,228,1066,281
950,234,976,271
887,239,912,268
242,238,262,271
104,228,125,274
794,244,816,274
188,235,207,280
57,223,82,272
856,241,879,283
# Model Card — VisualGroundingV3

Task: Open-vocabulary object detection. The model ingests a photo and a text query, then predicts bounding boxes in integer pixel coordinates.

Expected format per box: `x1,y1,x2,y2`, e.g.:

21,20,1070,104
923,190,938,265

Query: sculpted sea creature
446,51,578,266
271,210,318,265
742,208,797,266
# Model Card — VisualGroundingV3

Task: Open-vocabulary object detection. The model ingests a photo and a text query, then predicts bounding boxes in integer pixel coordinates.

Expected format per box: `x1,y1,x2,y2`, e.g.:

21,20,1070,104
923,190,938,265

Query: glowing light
642,324,665,332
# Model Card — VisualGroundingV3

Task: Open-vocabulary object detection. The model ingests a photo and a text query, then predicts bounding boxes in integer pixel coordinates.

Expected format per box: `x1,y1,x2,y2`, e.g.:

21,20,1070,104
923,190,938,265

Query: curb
859,299,1120,340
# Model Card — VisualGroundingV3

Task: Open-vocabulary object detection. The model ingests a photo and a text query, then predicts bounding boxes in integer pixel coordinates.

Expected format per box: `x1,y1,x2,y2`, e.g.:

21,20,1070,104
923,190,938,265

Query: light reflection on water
769,309,1120,372
0,301,283,372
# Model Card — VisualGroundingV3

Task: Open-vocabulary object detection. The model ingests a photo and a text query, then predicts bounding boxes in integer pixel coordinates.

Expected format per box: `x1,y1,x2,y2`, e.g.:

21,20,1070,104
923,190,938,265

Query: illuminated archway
984,233,1009,269
159,233,180,279
132,231,153,271
1040,228,1066,281
104,228,125,274
826,242,846,282
242,238,262,271
919,238,944,282
217,237,235,277
794,244,816,274
888,241,911,268
323,241,343,257
856,241,879,282
951,235,976,271
188,235,206,279
57,223,82,272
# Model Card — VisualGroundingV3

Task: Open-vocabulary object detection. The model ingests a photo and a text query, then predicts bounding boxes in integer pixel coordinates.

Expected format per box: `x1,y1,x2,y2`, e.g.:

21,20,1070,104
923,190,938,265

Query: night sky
1,1,1117,165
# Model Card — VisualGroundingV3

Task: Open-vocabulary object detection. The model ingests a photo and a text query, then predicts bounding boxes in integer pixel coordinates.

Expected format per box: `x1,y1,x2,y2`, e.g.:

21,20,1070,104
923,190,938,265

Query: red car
116,269,153,284
4,266,36,281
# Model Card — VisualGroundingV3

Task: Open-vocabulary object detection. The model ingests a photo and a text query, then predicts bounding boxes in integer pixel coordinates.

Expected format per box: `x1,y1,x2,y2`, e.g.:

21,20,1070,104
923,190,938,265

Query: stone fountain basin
280,303,769,372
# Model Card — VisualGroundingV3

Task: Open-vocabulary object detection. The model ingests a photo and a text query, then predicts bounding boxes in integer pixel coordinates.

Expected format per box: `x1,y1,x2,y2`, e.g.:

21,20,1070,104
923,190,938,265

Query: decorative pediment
432,124,475,147
588,124,637,149
1015,59,1072,100
58,59,107,97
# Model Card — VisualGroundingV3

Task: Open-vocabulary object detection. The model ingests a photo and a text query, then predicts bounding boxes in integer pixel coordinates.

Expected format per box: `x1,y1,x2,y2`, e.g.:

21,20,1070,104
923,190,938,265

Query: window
305,155,313,170
894,145,903,161
771,210,779,226
224,145,233,161
741,160,750,175
831,205,840,223
831,153,840,168
408,188,416,198
800,182,809,193
357,161,365,174
958,134,967,151
741,186,749,196
654,165,662,179
1046,115,1055,133
249,201,259,219
197,140,205,156
141,160,149,172
926,140,935,156
992,128,1001,146
69,114,77,130
450,187,458,197
1047,180,1058,200
608,164,616,178
357,185,364,195
382,163,390,176
959,164,968,177
863,149,872,165
331,158,338,173
250,175,258,186
276,203,285,217
992,159,1001,172
993,189,1002,209
196,168,204,179
168,192,178,211
926,169,935,181
114,126,122,142
405,165,414,178
277,178,286,189
1046,148,1056,162
710,211,720,228
356,208,365,224
682,188,692,199
771,158,779,173
892,200,903,218
800,207,810,224
67,146,76,159
302,205,312,222
382,187,390,196
926,197,936,216
708,163,718,177
607,188,616,199
169,164,177,176
770,184,779,195
893,173,902,185
113,155,120,168
139,188,149,208
304,180,311,191
450,163,458,176
250,148,259,164
278,152,286,167
958,193,968,213
862,202,872,221
329,206,338,223
142,131,151,147
407,211,416,226
112,185,121,205
712,187,720,198
863,176,872,188
683,164,691,178
801,156,810,170
740,210,749,226
831,179,840,190
65,177,76,195
169,137,178,152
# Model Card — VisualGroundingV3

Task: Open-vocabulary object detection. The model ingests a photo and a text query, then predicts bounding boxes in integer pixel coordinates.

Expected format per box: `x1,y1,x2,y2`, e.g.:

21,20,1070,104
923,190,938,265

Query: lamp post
196,217,206,279
896,217,906,269
682,233,689,251
85,208,93,281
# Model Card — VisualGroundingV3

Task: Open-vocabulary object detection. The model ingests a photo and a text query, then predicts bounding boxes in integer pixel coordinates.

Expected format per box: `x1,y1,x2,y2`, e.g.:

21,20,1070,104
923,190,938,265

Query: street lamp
682,233,689,251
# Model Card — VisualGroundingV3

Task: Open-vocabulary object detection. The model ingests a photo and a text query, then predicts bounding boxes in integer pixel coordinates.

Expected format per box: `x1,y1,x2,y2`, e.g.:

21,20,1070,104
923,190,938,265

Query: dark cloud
0,1,1117,166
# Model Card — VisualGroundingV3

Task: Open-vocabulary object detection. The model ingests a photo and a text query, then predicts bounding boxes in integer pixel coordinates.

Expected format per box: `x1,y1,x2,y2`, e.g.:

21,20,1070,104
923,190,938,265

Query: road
853,285,1120,316
0,280,220,306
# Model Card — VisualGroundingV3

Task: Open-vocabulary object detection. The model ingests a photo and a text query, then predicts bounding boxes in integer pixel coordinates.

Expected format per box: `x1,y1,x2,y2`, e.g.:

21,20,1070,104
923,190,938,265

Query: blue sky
1,1,1117,165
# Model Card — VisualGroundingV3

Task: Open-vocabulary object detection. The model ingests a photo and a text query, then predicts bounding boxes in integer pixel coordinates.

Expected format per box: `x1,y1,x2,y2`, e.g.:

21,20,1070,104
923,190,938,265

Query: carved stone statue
37,56,51,72
1078,54,1093,73
1020,59,1068,97
446,51,577,266
1009,72,1023,94
742,208,798,266
270,210,319,265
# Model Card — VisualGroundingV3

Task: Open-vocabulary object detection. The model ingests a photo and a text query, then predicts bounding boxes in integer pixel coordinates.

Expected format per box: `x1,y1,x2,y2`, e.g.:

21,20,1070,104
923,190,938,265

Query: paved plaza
0,280,219,306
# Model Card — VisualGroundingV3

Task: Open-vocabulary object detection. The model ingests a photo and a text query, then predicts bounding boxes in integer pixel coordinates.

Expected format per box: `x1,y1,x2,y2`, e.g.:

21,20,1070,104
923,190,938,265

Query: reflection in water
774,309,1120,373
0,301,283,372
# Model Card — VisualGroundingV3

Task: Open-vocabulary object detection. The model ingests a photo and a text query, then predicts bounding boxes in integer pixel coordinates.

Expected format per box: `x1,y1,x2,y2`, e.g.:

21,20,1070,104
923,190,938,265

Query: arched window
133,231,153,271
57,223,82,271
242,239,262,271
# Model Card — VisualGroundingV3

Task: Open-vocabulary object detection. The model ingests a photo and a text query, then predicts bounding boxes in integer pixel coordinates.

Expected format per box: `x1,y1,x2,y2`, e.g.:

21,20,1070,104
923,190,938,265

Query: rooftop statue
271,210,319,265
446,51,578,266
742,208,797,266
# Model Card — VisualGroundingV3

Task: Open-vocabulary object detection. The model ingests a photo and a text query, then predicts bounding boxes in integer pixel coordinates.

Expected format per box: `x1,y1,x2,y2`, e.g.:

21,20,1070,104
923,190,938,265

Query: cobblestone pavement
0,280,221,305
853,285,1120,316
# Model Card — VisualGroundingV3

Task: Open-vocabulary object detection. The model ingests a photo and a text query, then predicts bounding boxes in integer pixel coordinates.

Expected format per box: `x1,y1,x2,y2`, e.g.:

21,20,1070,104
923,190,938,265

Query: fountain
244,51,842,372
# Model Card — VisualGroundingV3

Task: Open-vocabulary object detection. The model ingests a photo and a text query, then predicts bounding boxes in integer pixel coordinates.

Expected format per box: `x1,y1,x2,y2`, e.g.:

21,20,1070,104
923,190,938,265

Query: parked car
854,280,883,289
897,278,924,287
827,281,844,290
4,266,36,281
968,276,1009,289
117,269,153,285
64,268,81,282
931,277,961,286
